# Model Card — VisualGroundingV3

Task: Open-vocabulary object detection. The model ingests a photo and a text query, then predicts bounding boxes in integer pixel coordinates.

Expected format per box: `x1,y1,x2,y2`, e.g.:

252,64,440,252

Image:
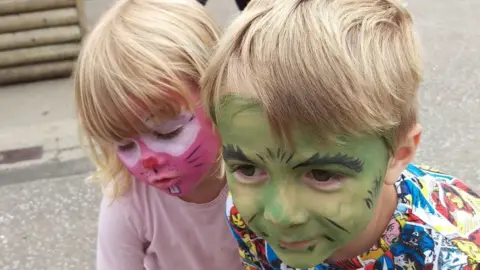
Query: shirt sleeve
225,196,262,269
96,197,145,270
462,263,480,270
433,178,480,267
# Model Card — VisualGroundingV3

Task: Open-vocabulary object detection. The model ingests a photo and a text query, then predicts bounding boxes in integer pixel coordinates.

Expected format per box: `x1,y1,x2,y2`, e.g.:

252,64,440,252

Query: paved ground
0,174,98,270
0,0,479,269
411,0,480,181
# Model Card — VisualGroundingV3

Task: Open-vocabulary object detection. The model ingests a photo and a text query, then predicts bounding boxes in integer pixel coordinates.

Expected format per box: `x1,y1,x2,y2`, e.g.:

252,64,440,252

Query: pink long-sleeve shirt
96,179,244,270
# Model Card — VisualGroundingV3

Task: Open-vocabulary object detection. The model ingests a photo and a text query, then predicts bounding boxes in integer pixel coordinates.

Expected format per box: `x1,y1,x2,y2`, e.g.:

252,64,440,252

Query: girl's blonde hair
75,0,219,198
202,0,422,152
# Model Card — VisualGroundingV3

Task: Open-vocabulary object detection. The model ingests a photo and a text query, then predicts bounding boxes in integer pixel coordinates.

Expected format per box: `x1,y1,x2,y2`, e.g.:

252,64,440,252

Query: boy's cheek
227,178,263,222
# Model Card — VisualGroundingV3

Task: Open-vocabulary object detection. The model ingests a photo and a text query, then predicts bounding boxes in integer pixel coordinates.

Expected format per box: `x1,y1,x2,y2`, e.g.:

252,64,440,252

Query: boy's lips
279,239,318,252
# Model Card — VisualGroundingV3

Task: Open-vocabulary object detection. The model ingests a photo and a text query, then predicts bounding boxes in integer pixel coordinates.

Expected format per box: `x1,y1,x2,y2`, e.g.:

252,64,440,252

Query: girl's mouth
168,185,180,194
152,177,180,189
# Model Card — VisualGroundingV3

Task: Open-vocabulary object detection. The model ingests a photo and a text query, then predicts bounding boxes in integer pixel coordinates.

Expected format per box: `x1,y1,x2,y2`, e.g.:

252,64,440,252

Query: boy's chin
272,245,333,268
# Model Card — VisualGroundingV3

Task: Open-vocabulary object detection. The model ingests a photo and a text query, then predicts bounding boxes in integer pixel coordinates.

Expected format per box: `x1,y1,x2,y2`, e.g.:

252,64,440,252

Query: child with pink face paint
117,108,218,197
75,1,244,269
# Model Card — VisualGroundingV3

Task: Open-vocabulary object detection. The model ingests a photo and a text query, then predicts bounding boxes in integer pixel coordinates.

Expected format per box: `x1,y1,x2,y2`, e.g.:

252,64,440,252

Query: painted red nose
142,157,158,169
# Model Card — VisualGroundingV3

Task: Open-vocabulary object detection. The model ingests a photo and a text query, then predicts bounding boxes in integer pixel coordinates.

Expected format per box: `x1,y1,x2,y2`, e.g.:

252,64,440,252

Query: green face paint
217,96,390,268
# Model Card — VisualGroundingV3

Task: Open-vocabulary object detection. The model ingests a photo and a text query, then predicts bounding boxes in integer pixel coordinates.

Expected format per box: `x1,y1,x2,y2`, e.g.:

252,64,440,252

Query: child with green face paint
201,0,480,269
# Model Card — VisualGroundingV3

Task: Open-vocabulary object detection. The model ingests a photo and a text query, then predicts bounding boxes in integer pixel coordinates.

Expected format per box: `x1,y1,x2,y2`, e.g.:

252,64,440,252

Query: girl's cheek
117,149,141,167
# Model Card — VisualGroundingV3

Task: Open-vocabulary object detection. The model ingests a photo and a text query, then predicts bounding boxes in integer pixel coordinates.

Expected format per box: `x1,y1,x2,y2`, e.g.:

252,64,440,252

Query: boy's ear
384,124,422,185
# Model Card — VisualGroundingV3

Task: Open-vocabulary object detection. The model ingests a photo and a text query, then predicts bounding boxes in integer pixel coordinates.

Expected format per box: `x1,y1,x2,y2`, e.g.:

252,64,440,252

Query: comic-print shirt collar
226,164,480,270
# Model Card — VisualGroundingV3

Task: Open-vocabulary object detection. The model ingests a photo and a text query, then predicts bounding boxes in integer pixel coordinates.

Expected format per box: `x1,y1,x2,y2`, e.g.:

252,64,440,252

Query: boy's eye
237,165,257,176
117,141,136,152
231,165,268,183
153,127,183,140
305,170,345,190
308,170,341,182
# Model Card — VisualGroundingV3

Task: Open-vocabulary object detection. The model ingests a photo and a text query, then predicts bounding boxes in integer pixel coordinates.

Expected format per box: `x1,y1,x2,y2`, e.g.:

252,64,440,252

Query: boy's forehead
216,94,265,124
215,94,387,156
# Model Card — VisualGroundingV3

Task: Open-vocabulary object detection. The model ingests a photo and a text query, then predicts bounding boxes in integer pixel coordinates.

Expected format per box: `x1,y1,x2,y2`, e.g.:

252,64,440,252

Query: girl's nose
142,157,159,169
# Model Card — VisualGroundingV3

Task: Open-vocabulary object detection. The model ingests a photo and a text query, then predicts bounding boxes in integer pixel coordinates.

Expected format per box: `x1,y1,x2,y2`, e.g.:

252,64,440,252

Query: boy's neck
180,162,226,204
327,183,398,262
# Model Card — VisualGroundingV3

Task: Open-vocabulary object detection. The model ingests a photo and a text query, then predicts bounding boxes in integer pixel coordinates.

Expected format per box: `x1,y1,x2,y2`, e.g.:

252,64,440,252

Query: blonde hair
75,0,219,197
202,0,422,151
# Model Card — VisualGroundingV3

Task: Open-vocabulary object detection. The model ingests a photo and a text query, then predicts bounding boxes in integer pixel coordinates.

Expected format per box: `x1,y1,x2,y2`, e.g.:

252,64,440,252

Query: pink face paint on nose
142,156,158,169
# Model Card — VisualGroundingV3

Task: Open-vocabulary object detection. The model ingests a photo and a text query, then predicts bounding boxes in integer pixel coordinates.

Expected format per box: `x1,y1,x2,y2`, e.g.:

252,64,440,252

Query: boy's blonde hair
202,0,422,151
75,0,219,197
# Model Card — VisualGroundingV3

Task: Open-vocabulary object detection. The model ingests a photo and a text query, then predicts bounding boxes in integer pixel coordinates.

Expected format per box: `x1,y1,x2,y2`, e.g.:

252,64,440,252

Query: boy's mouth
278,239,318,252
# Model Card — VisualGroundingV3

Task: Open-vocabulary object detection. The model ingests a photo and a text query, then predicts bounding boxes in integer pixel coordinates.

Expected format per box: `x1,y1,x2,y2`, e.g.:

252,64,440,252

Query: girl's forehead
144,111,194,129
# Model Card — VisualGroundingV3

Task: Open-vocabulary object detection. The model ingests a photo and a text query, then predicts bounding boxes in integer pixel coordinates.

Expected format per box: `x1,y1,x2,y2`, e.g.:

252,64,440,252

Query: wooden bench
0,0,86,85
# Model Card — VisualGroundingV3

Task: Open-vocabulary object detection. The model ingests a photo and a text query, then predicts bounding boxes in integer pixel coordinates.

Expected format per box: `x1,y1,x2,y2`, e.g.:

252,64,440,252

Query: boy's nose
263,185,308,227
142,157,159,169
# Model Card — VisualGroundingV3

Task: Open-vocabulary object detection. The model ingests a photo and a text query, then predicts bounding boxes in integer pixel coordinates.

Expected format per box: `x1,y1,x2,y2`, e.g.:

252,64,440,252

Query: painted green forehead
215,94,385,151
215,94,324,145
215,94,263,123
215,94,281,143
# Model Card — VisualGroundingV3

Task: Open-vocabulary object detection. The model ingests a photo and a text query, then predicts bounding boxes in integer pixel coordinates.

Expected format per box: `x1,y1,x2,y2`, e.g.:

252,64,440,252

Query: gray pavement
0,174,99,270
410,0,480,182
0,0,479,269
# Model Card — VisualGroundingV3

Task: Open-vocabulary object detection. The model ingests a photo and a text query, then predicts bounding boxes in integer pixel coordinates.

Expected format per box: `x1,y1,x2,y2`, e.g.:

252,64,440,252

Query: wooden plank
0,43,80,68
0,60,74,85
0,8,79,34
75,0,88,36
0,25,81,51
0,0,76,15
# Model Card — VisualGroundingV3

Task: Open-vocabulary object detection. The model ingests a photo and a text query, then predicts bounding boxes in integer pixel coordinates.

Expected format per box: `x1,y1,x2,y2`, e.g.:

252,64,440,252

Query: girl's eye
117,142,136,152
305,170,345,189
231,165,268,182
154,127,183,140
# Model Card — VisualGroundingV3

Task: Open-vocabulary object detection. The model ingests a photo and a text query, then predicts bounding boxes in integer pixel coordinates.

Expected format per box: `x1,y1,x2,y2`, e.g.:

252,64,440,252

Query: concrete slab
0,119,93,186
0,79,75,129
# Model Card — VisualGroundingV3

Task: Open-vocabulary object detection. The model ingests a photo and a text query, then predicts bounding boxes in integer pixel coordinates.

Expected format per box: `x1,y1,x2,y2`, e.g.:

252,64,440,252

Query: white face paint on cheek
142,117,200,156
116,141,141,167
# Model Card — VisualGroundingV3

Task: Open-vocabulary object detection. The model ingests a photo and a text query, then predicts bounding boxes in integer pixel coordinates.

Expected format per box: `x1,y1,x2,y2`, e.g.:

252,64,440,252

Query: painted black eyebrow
292,153,364,172
222,144,254,163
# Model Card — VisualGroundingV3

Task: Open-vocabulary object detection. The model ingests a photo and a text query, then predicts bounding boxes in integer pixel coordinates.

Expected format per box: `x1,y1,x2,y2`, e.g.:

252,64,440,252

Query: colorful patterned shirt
226,164,480,270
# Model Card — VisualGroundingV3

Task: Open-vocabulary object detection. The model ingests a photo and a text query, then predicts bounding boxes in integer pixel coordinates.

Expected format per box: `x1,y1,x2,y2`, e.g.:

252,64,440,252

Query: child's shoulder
398,164,480,205
225,194,268,269
100,179,167,219
394,164,480,267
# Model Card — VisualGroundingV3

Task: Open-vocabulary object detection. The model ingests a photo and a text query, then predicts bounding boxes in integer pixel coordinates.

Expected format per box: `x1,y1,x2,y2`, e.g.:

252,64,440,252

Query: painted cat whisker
186,145,201,160
188,156,201,164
